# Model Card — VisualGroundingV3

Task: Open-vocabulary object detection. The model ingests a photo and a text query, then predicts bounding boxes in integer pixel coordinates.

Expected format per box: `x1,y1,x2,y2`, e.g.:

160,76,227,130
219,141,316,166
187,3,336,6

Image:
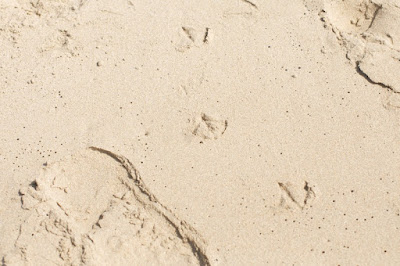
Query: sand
0,0,399,265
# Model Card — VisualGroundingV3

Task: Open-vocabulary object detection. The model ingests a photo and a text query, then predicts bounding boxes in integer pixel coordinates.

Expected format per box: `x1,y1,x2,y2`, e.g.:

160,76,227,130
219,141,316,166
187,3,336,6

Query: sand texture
1,0,400,265
5,148,213,265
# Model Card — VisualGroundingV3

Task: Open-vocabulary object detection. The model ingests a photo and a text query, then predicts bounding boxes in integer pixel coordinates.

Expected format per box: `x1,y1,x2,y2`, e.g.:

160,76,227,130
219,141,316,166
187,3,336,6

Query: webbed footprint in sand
190,113,228,140
4,147,215,265
277,181,316,211
175,26,211,52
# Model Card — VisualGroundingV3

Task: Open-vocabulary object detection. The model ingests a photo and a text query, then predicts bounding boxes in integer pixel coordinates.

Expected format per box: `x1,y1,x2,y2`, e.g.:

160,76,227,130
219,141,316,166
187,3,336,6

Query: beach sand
1,0,399,265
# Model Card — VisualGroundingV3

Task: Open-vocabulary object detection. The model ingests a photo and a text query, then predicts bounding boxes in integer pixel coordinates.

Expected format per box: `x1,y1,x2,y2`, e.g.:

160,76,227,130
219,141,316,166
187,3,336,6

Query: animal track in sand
318,0,400,93
4,147,213,265
322,0,380,34
191,113,228,140
40,29,81,57
175,26,211,52
29,0,88,18
277,181,316,211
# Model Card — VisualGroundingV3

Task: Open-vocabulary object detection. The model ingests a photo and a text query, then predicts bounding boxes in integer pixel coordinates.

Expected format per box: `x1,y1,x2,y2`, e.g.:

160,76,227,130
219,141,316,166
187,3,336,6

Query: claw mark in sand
278,181,316,210
3,148,215,265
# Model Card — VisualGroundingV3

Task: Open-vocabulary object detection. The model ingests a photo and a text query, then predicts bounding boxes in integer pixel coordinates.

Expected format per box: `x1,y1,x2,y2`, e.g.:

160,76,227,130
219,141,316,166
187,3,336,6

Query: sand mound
318,0,400,92
4,148,212,266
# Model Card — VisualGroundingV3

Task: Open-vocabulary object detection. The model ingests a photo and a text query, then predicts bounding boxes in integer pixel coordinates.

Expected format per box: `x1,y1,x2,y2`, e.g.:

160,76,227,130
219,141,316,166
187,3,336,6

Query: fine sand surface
1,0,400,265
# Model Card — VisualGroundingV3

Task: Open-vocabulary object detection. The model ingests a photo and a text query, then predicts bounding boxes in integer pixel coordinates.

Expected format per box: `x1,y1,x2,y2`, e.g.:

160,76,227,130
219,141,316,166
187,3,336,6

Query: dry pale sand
1,0,400,265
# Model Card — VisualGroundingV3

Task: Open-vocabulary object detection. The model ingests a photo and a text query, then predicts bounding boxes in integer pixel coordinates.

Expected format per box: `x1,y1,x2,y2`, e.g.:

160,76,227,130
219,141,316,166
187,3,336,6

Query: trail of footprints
174,0,259,52
4,148,214,266
2,134,314,265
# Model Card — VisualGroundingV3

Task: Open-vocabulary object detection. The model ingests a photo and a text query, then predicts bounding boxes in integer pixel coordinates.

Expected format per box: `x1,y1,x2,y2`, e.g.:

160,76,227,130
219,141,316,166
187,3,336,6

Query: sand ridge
4,147,217,265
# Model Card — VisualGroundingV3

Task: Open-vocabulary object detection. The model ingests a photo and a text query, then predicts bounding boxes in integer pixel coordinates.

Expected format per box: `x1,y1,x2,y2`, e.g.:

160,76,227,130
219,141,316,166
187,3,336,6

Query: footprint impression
277,181,316,211
5,148,214,265
190,113,228,140
175,26,211,52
